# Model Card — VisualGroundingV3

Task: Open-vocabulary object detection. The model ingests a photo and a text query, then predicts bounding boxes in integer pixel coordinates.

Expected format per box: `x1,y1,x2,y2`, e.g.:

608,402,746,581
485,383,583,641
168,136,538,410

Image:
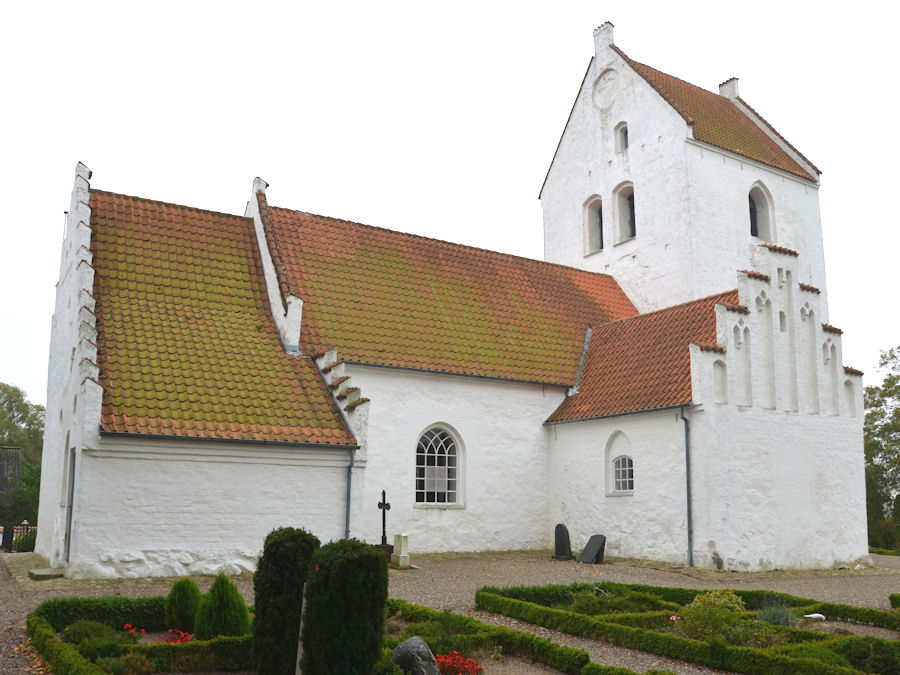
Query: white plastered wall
345,364,565,553
64,436,356,578
36,163,105,568
547,409,689,564
686,259,866,570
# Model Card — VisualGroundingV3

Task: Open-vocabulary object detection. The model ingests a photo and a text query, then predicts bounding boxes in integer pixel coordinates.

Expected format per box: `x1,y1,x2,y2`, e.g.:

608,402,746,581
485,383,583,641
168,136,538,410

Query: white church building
37,23,867,577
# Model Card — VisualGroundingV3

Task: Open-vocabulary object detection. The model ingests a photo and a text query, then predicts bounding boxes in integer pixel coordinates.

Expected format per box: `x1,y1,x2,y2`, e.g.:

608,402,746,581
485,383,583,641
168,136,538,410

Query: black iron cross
378,490,391,546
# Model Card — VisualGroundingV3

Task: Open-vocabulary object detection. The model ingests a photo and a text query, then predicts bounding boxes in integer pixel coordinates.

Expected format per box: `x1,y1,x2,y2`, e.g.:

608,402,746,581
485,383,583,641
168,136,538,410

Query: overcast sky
2,1,897,407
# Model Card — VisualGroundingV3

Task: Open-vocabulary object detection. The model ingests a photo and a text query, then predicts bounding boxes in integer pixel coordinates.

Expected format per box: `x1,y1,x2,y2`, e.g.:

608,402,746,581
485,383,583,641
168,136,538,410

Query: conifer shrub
165,577,202,633
252,527,320,675
300,539,388,674
193,572,250,640
12,529,36,552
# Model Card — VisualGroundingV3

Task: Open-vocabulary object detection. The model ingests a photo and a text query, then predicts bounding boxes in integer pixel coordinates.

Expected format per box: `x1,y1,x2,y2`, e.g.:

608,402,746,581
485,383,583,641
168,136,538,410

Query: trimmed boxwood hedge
28,593,252,673
476,584,870,675
890,593,900,609
386,599,674,675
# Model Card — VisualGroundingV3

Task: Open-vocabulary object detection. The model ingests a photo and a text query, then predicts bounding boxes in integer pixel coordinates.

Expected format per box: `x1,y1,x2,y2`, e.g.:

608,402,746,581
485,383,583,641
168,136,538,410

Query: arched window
615,122,629,152
605,431,634,495
613,456,634,492
748,183,774,241
583,196,603,254
614,183,636,242
415,427,459,504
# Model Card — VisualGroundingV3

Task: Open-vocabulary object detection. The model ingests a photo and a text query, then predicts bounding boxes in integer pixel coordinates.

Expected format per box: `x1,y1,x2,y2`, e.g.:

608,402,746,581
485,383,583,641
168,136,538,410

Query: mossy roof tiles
90,190,355,446
547,291,738,422
264,202,638,385
612,46,818,182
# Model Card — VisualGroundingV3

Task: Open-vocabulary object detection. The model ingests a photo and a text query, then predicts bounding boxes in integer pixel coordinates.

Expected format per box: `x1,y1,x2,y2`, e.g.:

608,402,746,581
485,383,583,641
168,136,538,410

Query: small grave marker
375,490,394,558
552,523,573,560
578,534,606,564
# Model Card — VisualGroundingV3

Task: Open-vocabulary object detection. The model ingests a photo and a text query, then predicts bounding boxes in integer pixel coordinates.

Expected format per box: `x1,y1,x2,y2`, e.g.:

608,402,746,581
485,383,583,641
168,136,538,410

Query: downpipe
344,448,356,539
680,406,693,568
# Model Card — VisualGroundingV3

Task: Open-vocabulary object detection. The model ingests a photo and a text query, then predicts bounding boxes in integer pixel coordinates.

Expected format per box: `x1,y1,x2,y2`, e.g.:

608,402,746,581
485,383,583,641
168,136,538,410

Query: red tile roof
612,47,817,182
799,282,821,294
90,190,355,446
547,291,738,422
264,200,639,385
844,366,864,377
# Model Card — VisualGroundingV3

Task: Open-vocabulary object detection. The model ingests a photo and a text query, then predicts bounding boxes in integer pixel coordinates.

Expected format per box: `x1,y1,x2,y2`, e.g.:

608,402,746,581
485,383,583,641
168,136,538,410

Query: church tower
540,23,828,318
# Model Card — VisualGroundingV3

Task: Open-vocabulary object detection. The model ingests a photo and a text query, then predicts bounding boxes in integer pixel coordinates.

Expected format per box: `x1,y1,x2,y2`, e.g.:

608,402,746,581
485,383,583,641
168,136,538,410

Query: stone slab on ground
28,567,65,581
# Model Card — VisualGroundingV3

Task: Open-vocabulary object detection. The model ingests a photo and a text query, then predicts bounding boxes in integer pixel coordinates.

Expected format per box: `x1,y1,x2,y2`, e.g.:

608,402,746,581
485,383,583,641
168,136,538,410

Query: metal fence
1,521,37,552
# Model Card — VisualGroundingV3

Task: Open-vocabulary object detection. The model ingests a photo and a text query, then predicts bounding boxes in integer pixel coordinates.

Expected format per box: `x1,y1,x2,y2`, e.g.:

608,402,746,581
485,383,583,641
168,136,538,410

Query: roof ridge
593,289,738,329
89,189,249,221
270,205,623,282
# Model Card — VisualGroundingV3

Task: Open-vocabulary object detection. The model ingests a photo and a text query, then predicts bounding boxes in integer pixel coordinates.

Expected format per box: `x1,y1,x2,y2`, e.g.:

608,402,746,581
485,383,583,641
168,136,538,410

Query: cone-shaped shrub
193,572,251,640
165,577,202,633
300,539,388,674
253,527,320,674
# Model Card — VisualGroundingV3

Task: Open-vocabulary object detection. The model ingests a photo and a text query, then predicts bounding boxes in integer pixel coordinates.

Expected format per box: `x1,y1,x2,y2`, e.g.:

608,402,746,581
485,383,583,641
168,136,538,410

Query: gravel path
2,550,898,674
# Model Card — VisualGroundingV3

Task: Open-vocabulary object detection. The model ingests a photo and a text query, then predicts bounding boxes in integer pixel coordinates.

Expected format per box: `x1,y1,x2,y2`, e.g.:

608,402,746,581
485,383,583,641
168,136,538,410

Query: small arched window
583,196,603,254
415,427,459,504
748,183,773,241
614,183,636,242
613,456,634,492
615,122,629,152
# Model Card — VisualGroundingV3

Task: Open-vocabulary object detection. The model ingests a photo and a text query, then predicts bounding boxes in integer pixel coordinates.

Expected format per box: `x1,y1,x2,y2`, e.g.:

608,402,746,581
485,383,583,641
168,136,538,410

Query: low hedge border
27,595,252,673
475,589,858,675
387,599,677,675
890,594,900,609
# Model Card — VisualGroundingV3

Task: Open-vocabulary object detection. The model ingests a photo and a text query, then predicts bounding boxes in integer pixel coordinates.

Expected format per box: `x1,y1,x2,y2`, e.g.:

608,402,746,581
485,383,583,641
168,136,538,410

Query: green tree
0,383,45,466
865,346,900,547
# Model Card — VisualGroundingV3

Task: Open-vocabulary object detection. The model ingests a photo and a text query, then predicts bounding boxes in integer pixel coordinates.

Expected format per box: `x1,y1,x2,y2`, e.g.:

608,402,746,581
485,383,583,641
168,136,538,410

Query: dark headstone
1,524,15,553
375,542,394,559
578,534,606,564
552,523,573,560
390,636,439,675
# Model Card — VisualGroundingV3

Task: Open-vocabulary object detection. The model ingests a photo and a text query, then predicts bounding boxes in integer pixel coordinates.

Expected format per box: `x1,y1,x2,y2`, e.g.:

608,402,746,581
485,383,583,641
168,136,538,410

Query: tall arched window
614,182,636,242
748,183,774,241
583,195,603,254
415,427,459,504
615,121,629,152
605,431,634,495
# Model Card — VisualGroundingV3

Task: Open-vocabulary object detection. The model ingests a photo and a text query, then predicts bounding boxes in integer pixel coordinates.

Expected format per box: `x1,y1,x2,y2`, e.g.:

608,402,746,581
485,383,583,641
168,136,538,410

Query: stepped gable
612,46,818,182
547,290,738,422
266,206,639,385
89,190,355,446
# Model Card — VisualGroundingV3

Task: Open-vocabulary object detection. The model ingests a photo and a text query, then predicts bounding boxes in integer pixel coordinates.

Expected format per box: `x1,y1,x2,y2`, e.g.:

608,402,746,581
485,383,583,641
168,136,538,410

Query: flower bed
475,582,900,675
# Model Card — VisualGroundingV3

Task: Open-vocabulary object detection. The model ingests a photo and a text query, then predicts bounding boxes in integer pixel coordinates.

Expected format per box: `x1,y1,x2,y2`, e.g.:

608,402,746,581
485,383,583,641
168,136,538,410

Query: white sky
2,1,897,406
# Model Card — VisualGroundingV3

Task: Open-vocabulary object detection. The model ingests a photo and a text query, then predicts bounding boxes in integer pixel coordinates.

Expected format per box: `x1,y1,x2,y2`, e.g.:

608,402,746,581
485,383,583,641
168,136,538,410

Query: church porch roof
90,190,356,446
546,290,738,422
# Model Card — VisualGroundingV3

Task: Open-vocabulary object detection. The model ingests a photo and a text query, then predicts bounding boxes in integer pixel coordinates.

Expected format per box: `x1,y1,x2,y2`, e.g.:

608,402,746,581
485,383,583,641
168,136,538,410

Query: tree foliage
0,382,44,466
864,346,900,547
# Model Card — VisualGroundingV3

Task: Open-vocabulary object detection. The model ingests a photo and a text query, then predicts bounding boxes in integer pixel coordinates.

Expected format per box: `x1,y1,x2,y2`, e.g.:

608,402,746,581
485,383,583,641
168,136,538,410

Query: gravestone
552,523,573,560
578,534,606,564
390,533,411,569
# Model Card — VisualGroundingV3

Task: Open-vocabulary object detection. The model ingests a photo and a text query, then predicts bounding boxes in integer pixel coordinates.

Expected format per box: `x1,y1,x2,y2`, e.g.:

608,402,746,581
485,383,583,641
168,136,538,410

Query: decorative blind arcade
416,428,458,504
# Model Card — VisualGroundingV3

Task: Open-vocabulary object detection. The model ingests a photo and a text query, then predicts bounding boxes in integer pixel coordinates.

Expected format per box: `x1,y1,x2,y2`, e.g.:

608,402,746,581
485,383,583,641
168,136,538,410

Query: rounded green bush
253,527,320,675
12,530,36,552
193,572,251,640
62,619,118,644
166,577,202,633
300,539,388,674
676,589,746,641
